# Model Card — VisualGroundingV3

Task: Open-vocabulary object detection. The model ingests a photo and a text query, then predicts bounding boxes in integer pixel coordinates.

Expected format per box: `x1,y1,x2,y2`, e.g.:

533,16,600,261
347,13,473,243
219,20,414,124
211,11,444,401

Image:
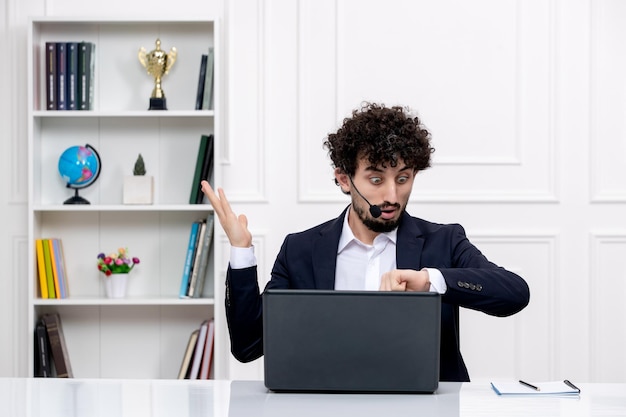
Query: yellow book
48,239,61,299
35,239,48,299
42,239,56,299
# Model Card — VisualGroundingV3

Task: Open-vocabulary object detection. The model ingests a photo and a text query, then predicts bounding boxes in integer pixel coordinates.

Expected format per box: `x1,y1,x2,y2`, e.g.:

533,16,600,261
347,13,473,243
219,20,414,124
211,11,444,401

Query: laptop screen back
262,289,441,393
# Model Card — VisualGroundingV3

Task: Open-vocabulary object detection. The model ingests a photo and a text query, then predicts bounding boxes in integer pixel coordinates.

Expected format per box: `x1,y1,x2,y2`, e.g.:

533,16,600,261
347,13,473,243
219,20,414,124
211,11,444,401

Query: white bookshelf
27,17,222,379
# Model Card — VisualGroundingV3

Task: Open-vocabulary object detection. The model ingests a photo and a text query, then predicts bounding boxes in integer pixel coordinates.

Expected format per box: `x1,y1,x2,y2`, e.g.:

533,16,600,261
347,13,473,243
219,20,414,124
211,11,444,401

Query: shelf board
30,16,214,24
33,110,214,118
32,204,213,212
33,296,215,306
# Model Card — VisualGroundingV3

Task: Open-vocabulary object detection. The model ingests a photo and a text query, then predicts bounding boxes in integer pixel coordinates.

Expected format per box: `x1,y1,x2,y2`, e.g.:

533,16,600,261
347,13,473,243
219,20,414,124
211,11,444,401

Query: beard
352,199,404,233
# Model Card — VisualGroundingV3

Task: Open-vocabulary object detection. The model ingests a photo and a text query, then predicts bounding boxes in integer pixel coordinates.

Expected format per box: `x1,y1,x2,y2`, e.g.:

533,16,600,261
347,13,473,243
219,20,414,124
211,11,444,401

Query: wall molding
589,232,626,381
296,0,558,204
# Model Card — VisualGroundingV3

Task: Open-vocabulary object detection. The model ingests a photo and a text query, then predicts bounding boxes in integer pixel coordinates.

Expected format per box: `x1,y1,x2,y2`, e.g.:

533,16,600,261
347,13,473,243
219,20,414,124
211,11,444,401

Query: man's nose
381,182,398,203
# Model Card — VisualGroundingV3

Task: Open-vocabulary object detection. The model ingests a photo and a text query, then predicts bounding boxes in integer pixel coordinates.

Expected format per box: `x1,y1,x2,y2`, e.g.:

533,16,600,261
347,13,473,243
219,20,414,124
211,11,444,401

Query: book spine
185,220,204,295
42,239,56,299
187,221,207,297
189,320,209,379
196,134,214,203
56,43,67,110
42,313,73,378
199,319,215,379
178,329,199,379
52,238,67,299
56,238,69,298
88,43,96,110
35,239,48,299
78,42,93,110
201,48,214,110
189,135,209,204
34,319,52,377
192,213,214,298
47,239,61,299
195,54,208,110
179,221,200,298
45,42,56,110
66,42,79,110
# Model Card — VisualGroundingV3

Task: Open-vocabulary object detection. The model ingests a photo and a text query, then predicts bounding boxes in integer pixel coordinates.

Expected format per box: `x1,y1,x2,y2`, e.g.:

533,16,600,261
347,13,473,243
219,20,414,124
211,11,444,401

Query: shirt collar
337,206,398,254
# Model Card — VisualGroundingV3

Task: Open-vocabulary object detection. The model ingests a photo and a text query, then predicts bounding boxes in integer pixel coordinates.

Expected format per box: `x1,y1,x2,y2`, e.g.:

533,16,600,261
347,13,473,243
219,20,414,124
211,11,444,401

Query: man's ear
334,168,350,194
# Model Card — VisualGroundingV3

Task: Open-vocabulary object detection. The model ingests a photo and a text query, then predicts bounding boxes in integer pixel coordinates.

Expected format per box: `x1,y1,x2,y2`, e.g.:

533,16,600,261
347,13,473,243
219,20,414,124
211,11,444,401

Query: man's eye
370,177,382,185
397,176,409,184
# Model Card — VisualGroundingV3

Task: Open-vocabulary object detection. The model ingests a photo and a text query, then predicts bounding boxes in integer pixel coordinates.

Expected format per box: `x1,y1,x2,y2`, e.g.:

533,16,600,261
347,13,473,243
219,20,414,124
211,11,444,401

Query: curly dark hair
323,102,434,177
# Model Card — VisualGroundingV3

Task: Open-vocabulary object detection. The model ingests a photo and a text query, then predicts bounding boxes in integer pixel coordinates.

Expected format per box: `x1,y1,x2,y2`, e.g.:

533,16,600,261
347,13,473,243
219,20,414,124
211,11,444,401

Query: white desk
1,378,625,417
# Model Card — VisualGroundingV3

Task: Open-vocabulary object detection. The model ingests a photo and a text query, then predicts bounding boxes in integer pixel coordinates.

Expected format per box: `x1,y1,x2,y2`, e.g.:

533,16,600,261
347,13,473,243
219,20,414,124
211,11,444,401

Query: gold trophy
138,39,177,110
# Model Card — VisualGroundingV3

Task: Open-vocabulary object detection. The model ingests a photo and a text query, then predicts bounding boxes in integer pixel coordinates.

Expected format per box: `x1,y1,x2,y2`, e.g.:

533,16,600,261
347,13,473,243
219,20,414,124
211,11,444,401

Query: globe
58,144,101,204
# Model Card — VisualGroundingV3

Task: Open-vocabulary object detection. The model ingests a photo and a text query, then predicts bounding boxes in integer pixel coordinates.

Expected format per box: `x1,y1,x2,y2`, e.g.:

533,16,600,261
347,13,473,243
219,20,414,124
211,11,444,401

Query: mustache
379,202,401,211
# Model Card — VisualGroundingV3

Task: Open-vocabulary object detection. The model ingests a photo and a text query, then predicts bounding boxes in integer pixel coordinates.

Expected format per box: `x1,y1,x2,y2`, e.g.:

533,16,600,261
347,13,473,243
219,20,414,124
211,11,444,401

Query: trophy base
149,97,167,110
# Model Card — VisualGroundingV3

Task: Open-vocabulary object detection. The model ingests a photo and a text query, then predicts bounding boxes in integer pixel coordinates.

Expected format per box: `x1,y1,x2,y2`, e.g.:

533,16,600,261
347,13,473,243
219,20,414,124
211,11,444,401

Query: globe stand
63,188,90,205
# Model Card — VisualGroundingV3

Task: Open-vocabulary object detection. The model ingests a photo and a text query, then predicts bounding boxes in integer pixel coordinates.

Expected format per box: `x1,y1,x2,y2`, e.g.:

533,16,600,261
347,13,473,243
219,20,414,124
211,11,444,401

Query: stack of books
179,214,215,298
34,313,73,378
35,238,69,299
178,319,215,379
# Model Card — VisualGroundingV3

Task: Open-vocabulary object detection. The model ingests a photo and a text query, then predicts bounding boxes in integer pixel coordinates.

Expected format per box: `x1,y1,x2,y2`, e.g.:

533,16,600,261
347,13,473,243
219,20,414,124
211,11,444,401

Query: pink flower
96,247,140,276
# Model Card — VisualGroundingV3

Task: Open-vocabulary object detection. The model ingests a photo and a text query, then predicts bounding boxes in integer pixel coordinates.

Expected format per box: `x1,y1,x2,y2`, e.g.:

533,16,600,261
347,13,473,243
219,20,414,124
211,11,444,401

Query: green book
77,42,95,110
189,135,209,204
196,134,214,203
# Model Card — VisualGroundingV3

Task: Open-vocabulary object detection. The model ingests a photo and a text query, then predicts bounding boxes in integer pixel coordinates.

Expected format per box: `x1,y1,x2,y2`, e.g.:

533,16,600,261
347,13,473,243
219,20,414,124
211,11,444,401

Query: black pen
564,379,581,393
519,380,540,391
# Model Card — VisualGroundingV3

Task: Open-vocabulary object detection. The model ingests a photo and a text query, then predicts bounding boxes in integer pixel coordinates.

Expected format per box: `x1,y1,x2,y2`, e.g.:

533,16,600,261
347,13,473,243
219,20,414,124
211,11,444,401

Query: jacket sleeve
225,236,294,363
436,224,530,317
224,266,264,362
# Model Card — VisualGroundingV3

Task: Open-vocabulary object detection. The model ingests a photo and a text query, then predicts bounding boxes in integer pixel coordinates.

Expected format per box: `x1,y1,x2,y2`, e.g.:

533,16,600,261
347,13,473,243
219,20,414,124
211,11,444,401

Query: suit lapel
311,208,348,289
396,212,424,270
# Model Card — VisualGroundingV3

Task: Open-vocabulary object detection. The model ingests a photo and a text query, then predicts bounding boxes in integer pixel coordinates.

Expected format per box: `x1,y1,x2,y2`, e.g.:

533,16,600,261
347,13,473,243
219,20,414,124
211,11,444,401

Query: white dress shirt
334,208,446,293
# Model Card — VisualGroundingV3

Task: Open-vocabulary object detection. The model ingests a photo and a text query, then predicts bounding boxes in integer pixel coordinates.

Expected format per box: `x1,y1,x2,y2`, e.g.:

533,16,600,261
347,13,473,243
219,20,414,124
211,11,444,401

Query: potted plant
123,153,154,204
96,247,141,298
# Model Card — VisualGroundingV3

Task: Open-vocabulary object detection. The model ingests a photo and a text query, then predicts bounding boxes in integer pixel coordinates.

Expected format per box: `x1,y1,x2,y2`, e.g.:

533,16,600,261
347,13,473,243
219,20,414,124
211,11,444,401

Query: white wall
3,0,626,383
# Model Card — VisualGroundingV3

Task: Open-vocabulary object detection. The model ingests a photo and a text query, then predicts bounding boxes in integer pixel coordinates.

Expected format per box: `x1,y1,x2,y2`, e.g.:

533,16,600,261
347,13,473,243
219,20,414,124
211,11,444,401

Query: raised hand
201,180,252,248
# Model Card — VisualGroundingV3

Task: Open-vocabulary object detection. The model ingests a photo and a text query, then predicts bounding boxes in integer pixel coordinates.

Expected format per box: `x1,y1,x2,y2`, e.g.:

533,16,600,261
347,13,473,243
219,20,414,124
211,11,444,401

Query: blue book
52,238,67,299
179,221,201,298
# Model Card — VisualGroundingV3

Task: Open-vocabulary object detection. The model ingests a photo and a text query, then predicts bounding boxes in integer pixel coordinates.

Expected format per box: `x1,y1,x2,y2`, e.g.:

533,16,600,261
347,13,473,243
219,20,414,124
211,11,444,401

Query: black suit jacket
225,208,530,381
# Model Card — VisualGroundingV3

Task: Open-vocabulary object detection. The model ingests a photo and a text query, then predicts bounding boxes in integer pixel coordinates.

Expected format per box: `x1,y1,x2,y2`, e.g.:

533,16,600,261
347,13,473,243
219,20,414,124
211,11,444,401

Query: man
201,102,530,382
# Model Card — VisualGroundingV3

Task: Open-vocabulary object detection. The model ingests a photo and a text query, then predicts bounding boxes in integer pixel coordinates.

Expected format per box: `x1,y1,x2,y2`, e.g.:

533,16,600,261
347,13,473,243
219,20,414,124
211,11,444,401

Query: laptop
262,289,441,393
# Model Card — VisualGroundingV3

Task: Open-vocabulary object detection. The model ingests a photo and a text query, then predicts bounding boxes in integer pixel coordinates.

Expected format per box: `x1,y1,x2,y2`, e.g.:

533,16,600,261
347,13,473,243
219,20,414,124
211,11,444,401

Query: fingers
200,180,221,214
379,271,407,292
238,214,248,229
200,180,233,220
380,269,431,292
199,182,253,248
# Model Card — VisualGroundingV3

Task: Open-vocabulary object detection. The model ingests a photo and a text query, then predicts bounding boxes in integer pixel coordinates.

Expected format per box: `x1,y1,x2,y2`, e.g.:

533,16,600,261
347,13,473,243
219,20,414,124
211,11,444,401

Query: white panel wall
3,0,626,384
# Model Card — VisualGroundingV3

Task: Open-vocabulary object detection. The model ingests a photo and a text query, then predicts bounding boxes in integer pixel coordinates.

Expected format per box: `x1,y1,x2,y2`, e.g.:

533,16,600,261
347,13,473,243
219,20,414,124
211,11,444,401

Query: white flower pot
105,274,128,298
123,175,154,204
